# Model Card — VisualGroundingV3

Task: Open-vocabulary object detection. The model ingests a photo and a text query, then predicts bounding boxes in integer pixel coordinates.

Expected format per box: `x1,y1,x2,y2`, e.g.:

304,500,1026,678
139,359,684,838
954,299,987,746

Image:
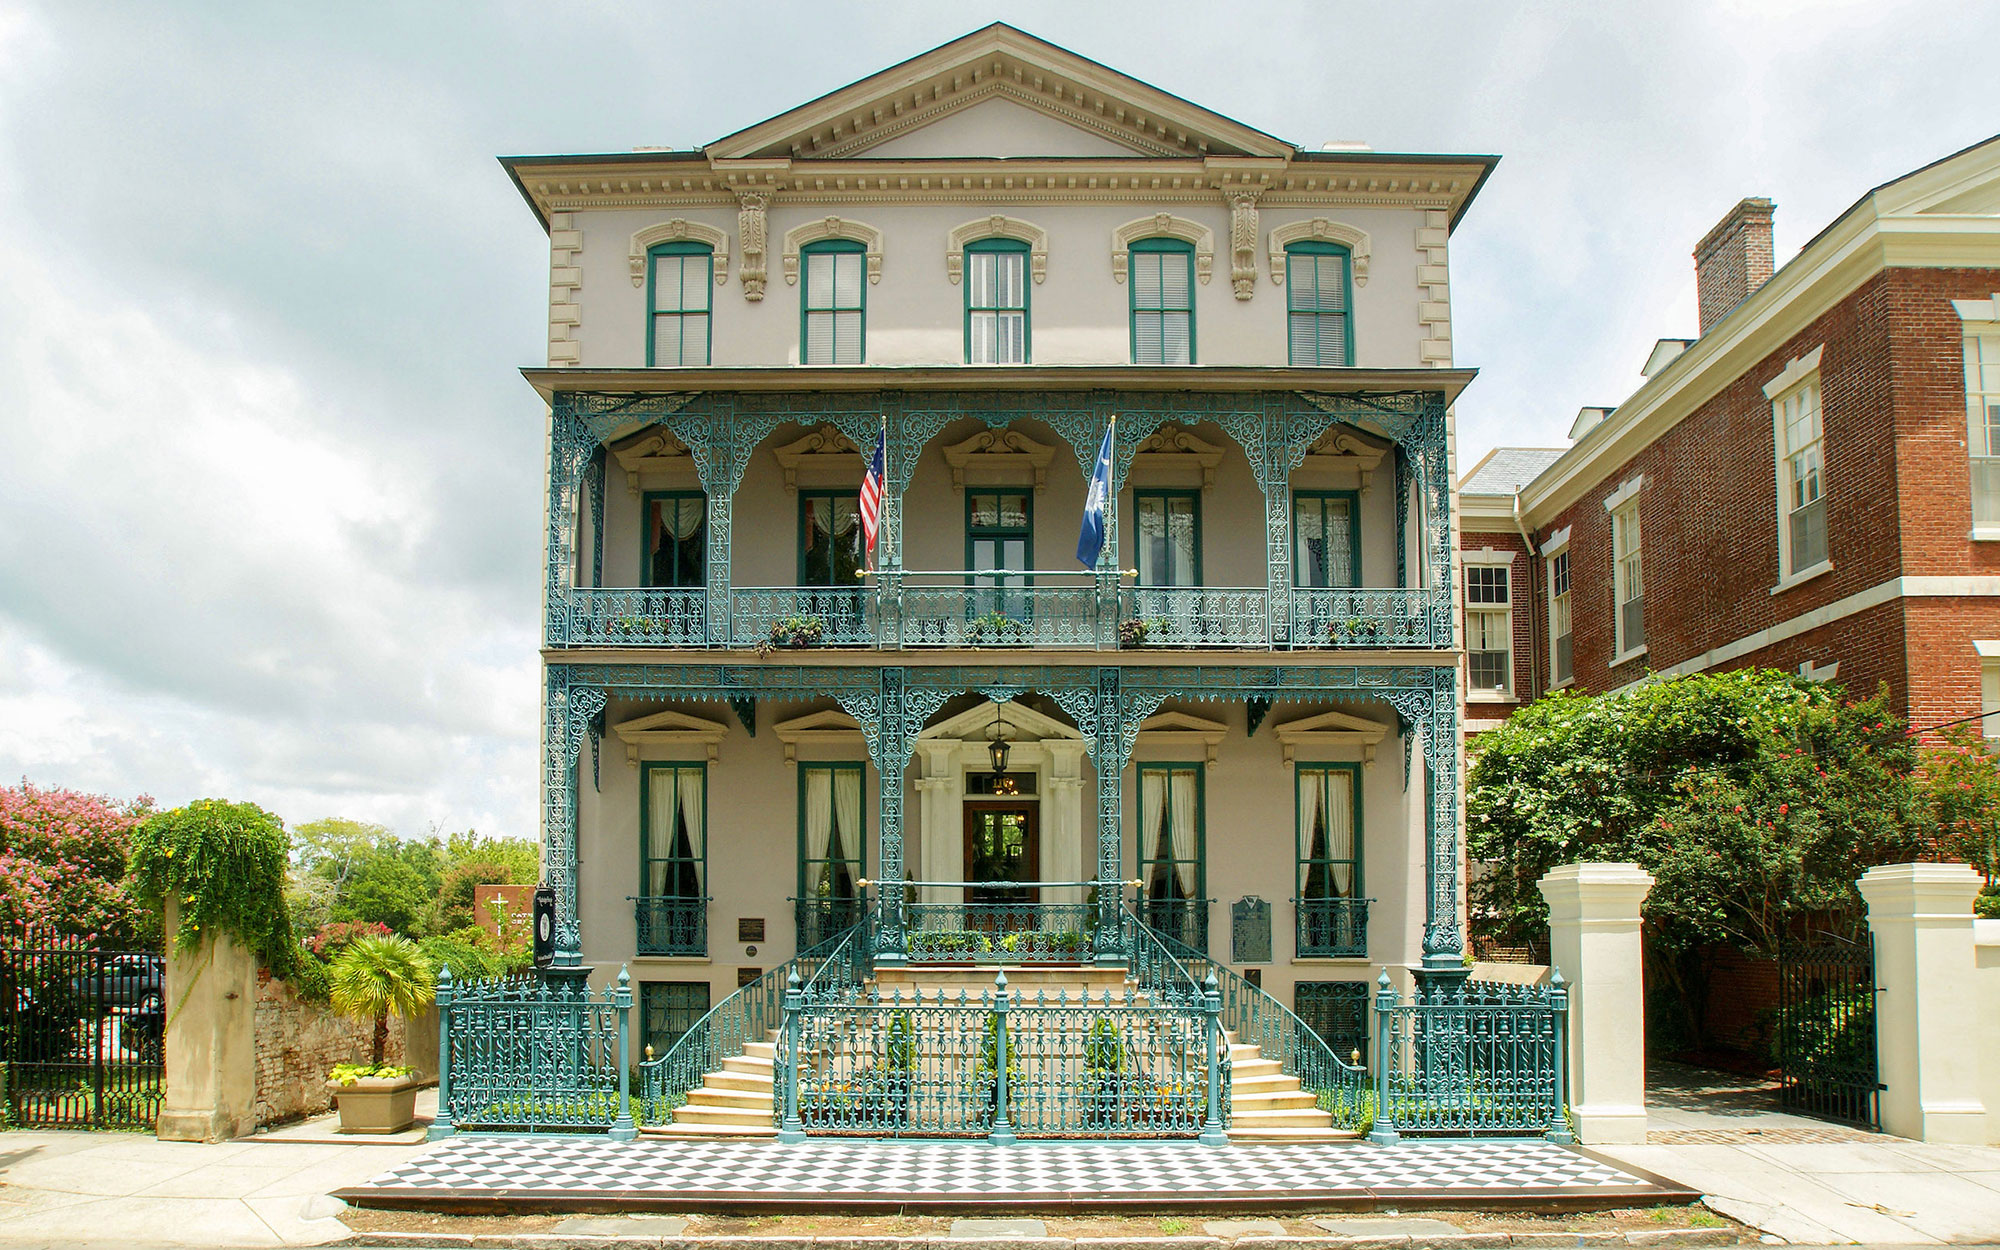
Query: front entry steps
642,967,1352,1142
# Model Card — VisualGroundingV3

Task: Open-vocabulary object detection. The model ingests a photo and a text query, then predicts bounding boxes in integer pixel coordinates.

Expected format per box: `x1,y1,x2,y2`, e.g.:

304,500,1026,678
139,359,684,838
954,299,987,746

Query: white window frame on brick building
1463,550,1515,700
1976,641,2000,741
1604,477,1645,664
1764,346,1830,588
1542,527,1573,688
1956,300,2000,539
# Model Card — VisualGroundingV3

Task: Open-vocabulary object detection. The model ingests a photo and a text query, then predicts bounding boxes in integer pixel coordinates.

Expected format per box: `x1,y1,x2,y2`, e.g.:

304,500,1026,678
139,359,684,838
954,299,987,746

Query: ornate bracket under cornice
1300,426,1390,492
628,219,731,288
945,215,1050,284
1132,422,1227,489
771,424,862,493
735,191,771,301
1224,189,1264,300
1272,708,1389,767
782,216,886,287
1269,218,1371,287
613,708,730,765
941,426,1056,493
1110,213,1214,286
611,427,695,496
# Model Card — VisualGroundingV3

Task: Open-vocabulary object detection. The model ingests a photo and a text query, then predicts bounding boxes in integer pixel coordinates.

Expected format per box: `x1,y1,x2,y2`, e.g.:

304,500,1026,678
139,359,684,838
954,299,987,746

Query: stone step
742,1041,776,1059
642,1121,778,1138
1230,1073,1298,1092
1231,1059,1282,1079
705,1068,772,1090
1226,1125,1360,1142
686,1087,775,1110
1227,1106,1334,1127
722,1055,775,1075
665,1102,774,1125
1230,1090,1319,1110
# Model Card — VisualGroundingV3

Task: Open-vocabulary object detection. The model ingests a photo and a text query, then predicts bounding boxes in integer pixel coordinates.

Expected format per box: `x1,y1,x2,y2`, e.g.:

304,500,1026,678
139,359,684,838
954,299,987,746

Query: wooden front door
964,803,1038,906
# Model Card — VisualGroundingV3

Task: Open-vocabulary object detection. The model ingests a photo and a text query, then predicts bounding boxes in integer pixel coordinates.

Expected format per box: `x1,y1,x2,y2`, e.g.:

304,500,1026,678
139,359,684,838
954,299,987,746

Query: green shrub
129,799,299,977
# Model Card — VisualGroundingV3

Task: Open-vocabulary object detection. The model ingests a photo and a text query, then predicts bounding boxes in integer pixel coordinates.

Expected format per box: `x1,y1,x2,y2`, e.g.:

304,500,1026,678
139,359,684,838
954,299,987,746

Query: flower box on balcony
768,616,825,648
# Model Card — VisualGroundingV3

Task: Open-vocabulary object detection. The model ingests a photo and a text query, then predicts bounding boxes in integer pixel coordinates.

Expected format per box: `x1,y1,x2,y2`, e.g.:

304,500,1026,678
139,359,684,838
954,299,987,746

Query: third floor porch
536,368,1470,652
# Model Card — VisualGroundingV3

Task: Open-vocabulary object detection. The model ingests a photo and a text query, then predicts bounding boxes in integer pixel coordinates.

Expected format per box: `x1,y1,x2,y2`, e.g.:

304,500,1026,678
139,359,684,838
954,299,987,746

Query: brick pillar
1857,862,1989,1143
1539,862,1654,1144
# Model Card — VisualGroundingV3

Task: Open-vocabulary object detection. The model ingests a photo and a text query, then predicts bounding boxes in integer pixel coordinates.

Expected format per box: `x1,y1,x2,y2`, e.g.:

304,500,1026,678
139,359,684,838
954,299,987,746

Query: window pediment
772,708,866,763
782,217,885,286
612,428,694,496
1299,426,1390,491
1136,709,1228,763
1268,219,1370,287
771,424,863,493
1111,214,1214,286
1132,423,1226,489
1273,709,1389,767
629,219,731,287
941,427,1056,493
947,215,1049,284
614,709,729,765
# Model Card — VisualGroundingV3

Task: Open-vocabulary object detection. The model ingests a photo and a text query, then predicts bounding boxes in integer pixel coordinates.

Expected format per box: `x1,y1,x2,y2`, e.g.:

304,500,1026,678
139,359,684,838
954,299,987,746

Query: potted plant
325,933,434,1133
768,615,825,648
967,610,1023,643
1118,618,1151,648
1330,617,1381,644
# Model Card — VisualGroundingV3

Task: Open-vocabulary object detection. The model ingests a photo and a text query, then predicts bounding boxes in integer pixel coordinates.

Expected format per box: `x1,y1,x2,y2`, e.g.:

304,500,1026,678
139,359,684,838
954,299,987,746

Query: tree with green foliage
328,933,434,1069
129,799,300,977
1468,669,1927,1051
1911,726,2000,918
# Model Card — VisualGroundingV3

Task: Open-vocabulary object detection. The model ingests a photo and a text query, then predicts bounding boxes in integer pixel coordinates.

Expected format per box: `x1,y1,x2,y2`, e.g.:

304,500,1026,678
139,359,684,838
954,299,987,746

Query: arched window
1285,241,1353,366
646,242,713,367
1128,237,1195,364
800,239,866,364
964,238,1030,364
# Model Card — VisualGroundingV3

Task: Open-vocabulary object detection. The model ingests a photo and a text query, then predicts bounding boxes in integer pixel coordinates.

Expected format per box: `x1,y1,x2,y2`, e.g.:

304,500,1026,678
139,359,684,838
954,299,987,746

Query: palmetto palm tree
329,934,435,1068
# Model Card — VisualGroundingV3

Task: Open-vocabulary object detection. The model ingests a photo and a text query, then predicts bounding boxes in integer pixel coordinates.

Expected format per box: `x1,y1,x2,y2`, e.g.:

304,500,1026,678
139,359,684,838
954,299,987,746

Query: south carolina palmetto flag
859,424,886,563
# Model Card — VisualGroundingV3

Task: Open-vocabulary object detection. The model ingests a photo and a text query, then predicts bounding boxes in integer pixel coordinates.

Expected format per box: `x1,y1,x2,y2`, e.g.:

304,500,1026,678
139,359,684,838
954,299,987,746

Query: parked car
69,953,163,1013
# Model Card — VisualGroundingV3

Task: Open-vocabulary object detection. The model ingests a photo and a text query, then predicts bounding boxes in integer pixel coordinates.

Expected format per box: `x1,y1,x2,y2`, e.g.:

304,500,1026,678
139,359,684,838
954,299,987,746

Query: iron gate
0,930,165,1130
1775,927,1879,1130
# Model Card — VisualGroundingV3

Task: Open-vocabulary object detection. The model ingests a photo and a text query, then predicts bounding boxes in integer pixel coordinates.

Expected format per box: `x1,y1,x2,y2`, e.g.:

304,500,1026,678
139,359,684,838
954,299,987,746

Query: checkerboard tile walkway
341,1136,1689,1211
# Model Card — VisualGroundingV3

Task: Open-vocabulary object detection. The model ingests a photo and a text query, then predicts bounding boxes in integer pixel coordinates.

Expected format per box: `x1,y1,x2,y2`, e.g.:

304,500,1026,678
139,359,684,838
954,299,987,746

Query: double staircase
644,964,1350,1142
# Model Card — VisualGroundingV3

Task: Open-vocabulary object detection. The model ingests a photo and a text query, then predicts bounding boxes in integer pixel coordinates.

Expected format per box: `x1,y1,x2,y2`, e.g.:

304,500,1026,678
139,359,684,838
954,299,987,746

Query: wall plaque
1231,896,1273,964
738,918,766,943
737,967,761,988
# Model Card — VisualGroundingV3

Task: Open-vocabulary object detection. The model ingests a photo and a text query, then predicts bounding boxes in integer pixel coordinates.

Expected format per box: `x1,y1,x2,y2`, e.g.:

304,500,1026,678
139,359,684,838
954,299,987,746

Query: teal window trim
1132,489,1203,588
963,488,1035,586
1128,237,1196,365
1292,489,1363,588
645,242,714,367
800,238,867,365
639,760,708,899
798,489,865,586
796,761,868,902
639,490,707,588
963,238,1031,364
1294,761,1364,900
1135,762,1206,902
1284,241,1354,367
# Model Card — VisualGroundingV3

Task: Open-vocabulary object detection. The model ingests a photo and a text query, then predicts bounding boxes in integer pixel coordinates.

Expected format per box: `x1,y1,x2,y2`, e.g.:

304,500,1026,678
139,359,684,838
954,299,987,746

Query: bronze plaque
1244,967,1262,988
738,917,766,943
1231,896,1273,964
737,967,761,988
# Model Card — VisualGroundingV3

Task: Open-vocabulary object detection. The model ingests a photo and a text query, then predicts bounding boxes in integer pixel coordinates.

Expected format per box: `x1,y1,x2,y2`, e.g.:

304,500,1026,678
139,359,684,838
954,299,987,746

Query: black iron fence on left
0,929,165,1130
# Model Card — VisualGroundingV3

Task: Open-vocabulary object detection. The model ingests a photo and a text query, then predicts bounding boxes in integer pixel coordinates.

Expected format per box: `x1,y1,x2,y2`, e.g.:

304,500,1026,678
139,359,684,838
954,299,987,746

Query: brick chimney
1694,197,1775,335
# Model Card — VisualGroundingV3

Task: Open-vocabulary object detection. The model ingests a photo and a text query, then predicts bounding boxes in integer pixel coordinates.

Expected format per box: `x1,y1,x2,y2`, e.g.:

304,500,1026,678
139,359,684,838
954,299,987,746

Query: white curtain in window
1297,769,1327,895
1168,502,1196,584
1141,770,1168,893
677,768,705,896
1168,769,1199,900
660,498,704,540
646,768,678,897
803,768,833,895
1325,770,1354,896
832,768,862,891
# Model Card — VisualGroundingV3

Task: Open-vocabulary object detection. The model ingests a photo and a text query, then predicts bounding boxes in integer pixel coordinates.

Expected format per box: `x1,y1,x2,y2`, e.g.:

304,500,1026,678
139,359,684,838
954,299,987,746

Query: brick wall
250,969,437,1129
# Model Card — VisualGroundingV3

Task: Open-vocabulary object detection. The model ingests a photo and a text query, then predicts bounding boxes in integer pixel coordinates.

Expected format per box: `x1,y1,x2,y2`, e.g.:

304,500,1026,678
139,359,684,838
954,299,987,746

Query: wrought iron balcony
558,580,1451,650
901,898,1099,964
1294,896,1371,959
1134,897,1210,954
794,895,868,950
631,896,708,956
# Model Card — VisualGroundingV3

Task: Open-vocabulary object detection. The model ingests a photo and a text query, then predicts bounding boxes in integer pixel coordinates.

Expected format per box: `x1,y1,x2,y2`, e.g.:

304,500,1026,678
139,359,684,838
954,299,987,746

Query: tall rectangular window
966,489,1032,618
647,243,713,366
1296,763,1364,958
1775,380,1828,575
1613,500,1645,655
799,492,865,586
797,763,865,946
1138,763,1205,951
1134,491,1201,587
1549,549,1573,684
639,762,707,955
1466,565,1512,695
1294,492,1359,588
642,492,706,587
965,241,1028,364
639,982,710,1059
1286,243,1353,366
1966,332,2000,531
801,240,865,364
1129,239,1194,364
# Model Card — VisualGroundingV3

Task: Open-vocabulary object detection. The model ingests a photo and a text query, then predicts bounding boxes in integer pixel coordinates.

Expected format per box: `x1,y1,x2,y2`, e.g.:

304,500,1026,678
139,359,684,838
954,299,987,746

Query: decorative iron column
542,667,605,968
543,400,601,648
1418,668,1466,978
841,668,949,966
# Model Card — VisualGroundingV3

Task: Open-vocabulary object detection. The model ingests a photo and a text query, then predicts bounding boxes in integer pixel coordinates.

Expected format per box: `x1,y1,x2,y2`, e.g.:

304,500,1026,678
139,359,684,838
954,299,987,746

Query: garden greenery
129,798,300,977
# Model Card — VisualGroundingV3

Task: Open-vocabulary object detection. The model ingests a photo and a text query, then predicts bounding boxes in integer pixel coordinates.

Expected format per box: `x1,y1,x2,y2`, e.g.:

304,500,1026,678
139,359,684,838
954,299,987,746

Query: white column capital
1538,863,1655,924
1858,860,1988,1142
1858,861,1983,920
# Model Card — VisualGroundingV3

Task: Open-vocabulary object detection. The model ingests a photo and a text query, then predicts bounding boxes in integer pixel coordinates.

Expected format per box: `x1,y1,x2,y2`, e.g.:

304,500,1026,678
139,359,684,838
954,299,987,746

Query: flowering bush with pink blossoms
0,781,152,942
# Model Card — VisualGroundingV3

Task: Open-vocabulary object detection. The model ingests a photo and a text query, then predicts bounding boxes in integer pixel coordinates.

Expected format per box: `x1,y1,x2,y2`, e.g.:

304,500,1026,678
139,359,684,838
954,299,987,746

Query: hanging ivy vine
129,798,300,978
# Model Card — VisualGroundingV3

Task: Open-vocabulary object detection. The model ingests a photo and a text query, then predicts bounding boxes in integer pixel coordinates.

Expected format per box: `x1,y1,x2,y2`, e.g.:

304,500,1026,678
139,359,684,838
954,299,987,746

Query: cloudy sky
0,1,1992,841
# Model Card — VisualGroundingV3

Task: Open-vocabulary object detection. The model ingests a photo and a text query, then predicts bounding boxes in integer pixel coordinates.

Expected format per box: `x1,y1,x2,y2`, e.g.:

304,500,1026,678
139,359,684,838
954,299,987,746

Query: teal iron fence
1367,971,1570,1143
776,969,1226,1143
1776,925,1879,1130
431,965,635,1138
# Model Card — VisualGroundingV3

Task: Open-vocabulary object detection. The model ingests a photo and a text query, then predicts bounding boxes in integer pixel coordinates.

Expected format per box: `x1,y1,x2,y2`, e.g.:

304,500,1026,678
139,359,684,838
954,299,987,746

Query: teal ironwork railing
900,579,1099,648
1368,970,1571,1143
636,921,868,1127
1135,896,1210,953
570,587,707,647
1291,587,1442,648
730,586,874,647
1122,587,1267,648
1294,896,1371,958
631,895,707,956
793,896,868,950
431,965,635,1139
1143,918,1371,1132
901,900,1097,963
776,969,1226,1143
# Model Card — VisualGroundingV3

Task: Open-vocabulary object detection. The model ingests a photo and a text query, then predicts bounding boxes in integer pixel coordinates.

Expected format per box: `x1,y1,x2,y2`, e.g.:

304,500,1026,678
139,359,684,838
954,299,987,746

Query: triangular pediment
771,709,866,762
1273,709,1390,767
1874,134,2000,218
919,698,1084,742
612,708,730,764
705,24,1294,162
1136,710,1228,763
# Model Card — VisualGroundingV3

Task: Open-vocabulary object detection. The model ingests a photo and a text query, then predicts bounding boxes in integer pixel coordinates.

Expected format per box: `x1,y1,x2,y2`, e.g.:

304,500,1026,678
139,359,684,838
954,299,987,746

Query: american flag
859,424,886,559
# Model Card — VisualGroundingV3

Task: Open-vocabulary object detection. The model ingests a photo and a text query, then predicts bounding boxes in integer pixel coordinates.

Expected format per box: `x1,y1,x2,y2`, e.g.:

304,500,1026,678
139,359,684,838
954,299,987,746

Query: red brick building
1460,135,2000,739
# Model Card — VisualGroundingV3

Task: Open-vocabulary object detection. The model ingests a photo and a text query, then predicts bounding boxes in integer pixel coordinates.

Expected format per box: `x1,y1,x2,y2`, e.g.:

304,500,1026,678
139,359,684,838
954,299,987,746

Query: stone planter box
326,1074,422,1134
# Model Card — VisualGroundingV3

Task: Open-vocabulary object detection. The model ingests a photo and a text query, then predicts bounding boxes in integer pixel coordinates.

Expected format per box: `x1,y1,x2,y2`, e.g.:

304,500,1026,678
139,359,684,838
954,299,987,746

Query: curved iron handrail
1119,904,1204,1008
